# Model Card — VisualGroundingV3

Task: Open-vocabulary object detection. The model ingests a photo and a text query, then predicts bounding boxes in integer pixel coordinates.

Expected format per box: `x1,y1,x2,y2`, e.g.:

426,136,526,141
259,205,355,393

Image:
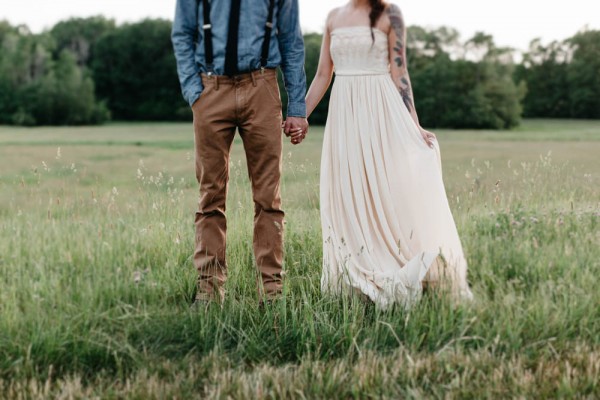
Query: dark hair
369,0,386,41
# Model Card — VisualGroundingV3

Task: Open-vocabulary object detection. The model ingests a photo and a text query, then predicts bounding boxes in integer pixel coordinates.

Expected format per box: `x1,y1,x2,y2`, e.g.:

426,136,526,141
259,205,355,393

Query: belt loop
215,75,219,91
251,71,257,87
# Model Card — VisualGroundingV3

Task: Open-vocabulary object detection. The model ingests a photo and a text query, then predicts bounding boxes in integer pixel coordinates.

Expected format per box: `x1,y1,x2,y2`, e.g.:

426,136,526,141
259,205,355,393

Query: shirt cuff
286,102,307,118
187,89,203,107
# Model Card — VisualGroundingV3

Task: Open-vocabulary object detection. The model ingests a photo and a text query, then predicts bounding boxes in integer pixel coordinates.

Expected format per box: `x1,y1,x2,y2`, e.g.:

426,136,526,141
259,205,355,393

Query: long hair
369,0,386,41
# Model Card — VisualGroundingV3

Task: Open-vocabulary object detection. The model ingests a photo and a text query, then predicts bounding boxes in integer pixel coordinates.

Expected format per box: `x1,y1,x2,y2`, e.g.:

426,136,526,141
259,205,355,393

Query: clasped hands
282,117,309,145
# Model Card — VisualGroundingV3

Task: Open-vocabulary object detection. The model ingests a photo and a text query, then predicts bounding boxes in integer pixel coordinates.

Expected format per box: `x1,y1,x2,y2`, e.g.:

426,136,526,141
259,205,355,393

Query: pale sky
1,0,598,51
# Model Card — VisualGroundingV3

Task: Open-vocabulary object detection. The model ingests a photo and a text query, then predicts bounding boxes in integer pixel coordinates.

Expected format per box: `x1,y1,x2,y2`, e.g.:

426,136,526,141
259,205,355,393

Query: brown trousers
191,69,284,301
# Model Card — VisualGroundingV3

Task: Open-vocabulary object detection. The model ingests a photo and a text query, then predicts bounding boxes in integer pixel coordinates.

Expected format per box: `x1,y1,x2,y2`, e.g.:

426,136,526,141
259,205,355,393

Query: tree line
0,18,598,128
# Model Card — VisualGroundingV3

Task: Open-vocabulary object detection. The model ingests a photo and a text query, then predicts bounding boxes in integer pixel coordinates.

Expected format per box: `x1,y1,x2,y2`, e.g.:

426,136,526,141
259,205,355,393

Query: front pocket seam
262,77,282,107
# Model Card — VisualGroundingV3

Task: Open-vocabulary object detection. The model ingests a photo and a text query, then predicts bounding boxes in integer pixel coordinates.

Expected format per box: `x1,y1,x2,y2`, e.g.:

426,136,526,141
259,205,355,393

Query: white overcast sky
1,0,598,50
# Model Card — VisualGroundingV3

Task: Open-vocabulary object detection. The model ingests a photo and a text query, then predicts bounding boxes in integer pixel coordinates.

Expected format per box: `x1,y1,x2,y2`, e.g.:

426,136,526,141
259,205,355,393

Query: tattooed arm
386,4,436,147
387,5,418,123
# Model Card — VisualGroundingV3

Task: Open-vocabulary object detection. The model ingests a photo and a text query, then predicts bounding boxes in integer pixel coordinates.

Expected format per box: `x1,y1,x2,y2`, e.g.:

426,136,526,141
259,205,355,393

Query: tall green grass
0,120,599,398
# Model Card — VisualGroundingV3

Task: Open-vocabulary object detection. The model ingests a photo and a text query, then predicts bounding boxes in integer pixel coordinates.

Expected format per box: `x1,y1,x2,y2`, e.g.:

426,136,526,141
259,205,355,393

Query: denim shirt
172,0,307,117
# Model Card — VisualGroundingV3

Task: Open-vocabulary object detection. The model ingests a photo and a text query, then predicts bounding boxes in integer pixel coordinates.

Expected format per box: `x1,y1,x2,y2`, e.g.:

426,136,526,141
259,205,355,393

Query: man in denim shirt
172,0,308,304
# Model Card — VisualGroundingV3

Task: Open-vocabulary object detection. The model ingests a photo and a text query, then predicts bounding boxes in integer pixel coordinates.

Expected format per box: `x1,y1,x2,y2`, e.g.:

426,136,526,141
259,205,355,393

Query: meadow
0,119,599,398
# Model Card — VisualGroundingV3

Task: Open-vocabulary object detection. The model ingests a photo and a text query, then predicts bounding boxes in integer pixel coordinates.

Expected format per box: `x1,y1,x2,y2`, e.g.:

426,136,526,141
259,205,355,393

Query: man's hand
283,116,309,145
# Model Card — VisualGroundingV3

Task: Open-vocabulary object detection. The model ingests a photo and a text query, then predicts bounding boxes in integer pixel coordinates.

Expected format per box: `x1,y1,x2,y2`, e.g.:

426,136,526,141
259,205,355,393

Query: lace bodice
330,26,390,76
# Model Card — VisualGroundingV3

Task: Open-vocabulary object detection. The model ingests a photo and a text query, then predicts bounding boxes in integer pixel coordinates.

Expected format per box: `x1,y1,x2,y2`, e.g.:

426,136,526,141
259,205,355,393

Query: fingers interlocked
283,116,309,145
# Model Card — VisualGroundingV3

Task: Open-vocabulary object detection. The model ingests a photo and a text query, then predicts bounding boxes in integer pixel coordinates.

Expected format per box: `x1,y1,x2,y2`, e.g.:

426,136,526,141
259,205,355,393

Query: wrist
286,102,307,118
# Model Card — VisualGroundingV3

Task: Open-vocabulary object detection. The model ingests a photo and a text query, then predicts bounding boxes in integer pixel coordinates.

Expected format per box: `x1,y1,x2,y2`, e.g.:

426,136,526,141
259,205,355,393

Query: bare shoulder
327,6,343,18
384,2,406,31
385,2,404,17
325,7,343,32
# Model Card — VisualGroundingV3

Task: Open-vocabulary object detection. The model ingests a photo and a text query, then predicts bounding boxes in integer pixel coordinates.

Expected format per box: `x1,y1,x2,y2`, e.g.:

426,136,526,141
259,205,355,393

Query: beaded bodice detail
330,26,389,76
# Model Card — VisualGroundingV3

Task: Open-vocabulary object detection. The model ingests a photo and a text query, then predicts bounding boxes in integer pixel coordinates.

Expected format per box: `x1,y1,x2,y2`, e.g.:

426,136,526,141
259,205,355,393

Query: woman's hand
419,127,436,148
282,120,307,145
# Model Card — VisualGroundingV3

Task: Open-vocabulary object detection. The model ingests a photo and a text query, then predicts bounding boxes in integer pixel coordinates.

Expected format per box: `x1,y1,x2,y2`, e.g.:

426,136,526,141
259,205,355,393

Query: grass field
0,119,599,398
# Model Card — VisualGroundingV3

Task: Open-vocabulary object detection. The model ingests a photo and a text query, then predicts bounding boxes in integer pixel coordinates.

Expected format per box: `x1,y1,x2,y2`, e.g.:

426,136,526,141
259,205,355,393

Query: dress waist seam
335,71,389,77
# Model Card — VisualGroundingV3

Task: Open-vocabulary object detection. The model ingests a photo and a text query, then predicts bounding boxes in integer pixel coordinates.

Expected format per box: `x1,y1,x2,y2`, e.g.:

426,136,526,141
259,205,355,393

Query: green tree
92,19,186,121
515,30,600,120
566,30,600,118
26,50,110,125
515,39,570,118
409,29,523,129
0,22,109,126
50,16,116,66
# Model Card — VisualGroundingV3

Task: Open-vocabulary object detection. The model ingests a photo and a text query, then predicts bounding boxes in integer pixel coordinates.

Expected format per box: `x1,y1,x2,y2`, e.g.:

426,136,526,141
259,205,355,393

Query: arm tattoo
387,5,405,68
399,77,414,112
387,4,414,112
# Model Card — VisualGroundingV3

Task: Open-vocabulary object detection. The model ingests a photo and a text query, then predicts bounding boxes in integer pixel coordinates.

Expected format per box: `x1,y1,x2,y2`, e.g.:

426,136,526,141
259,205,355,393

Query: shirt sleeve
171,0,204,106
277,0,307,117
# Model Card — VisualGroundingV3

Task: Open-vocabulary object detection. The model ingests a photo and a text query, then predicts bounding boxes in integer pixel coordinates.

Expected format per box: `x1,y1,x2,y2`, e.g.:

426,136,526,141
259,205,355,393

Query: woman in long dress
303,0,474,308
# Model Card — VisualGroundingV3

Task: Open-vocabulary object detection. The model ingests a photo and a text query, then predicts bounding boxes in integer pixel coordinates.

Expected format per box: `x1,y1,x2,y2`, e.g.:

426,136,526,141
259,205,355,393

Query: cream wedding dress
320,26,473,308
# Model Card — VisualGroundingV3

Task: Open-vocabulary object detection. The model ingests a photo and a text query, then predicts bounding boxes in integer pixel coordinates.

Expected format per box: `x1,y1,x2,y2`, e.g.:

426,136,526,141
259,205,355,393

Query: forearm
278,0,307,117
393,70,420,126
171,0,203,106
281,57,308,117
306,73,333,118
387,4,420,126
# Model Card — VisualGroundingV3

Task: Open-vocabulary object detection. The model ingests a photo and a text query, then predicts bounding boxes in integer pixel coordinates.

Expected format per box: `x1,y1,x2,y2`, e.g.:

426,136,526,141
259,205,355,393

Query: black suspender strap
199,0,276,74
201,0,214,74
260,0,276,70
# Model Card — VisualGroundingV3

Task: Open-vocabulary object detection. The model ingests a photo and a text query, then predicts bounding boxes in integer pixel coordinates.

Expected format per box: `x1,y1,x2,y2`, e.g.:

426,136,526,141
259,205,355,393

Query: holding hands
282,117,309,145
